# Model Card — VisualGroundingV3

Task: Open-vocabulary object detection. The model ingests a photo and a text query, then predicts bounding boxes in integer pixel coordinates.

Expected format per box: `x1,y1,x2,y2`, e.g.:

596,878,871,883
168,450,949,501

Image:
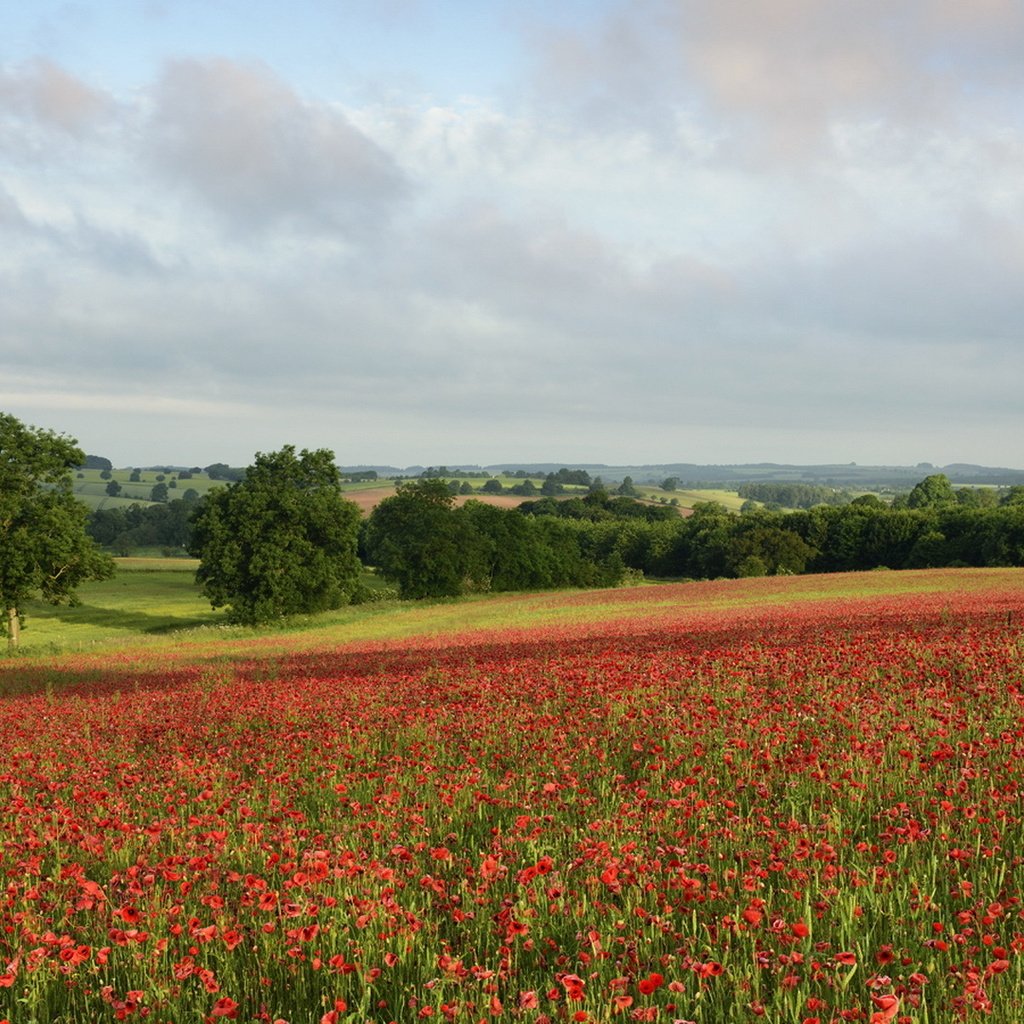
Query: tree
188,446,361,624
661,477,679,492
907,473,956,509
105,480,122,497
0,413,114,647
150,482,169,502
364,479,480,598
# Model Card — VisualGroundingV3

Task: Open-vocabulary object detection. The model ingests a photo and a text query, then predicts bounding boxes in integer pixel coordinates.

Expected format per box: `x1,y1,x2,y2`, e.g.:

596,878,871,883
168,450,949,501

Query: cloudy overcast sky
2,1,1022,468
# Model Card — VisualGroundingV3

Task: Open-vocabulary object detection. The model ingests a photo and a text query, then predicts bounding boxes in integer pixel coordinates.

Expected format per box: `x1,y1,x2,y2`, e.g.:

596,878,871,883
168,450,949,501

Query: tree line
362,475,1024,597
5,409,1024,644
83,459,1024,615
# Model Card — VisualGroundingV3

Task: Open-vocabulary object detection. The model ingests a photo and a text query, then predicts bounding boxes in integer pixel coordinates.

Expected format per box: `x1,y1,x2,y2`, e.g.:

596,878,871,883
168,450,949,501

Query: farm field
2,570,1024,1022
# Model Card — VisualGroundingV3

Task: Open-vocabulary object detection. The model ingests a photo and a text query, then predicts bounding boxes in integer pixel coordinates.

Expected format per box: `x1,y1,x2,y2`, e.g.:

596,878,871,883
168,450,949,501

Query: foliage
89,499,196,553
189,446,361,623
906,472,957,509
204,462,246,482
0,412,114,646
363,479,477,598
737,480,850,508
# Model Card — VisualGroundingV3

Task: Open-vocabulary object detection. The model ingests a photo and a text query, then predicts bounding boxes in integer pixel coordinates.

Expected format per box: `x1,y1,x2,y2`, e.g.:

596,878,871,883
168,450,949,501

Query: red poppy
638,972,664,995
210,996,239,1019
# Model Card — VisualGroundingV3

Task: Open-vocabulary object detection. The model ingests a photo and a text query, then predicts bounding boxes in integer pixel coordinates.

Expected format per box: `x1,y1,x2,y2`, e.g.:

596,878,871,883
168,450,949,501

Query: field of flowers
2,572,1024,1023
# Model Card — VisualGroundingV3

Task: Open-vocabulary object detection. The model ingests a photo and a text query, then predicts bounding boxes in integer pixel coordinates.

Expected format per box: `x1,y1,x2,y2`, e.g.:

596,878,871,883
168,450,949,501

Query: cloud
1,12,1022,469
145,58,409,234
0,58,111,136
525,0,1024,159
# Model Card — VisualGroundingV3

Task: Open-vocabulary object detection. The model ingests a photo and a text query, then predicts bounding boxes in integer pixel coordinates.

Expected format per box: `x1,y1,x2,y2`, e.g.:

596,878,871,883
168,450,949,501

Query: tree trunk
6,607,18,650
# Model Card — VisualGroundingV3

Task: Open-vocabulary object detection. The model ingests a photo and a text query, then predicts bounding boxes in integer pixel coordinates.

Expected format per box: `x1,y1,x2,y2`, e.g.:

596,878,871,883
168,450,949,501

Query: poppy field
2,571,1024,1023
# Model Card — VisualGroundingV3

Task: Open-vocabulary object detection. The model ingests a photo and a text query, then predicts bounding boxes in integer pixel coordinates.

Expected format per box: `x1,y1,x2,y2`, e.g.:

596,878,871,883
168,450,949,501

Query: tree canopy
363,479,474,599
0,413,114,647
188,446,361,624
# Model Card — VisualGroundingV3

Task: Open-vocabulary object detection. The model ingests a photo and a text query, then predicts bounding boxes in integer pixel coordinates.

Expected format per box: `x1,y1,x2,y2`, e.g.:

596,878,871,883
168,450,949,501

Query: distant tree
178,469,193,480
851,493,884,508
81,455,112,471
661,477,679,492
481,479,503,494
105,480,122,497
956,487,997,509
100,469,112,480
459,481,474,494
129,468,142,482
510,479,537,496
907,473,956,510
617,476,638,497
364,479,476,598
0,413,114,647
1002,486,1024,506
541,474,563,496
168,478,177,488
182,488,200,503
189,446,361,624
554,468,591,487
205,463,246,482
150,482,169,503
155,473,166,482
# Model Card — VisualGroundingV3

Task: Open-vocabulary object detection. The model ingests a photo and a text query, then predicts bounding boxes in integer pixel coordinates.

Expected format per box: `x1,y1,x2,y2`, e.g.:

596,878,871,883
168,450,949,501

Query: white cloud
1,3,1022,468
145,58,409,234
0,58,111,136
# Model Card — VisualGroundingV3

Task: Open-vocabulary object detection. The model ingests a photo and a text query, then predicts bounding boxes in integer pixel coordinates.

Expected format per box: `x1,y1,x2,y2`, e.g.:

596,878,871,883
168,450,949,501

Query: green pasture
71,467,743,514
12,558,219,653
72,468,227,510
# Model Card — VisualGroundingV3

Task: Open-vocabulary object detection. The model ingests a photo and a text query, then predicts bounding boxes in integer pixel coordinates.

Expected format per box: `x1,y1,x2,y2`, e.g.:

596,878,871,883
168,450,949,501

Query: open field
72,469,228,510
3,569,1024,1022
9,562,1023,660
72,468,744,516
631,486,745,510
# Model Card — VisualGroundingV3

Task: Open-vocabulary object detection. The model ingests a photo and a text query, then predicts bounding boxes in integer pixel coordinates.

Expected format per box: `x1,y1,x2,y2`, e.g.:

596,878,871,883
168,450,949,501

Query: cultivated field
2,569,1023,1022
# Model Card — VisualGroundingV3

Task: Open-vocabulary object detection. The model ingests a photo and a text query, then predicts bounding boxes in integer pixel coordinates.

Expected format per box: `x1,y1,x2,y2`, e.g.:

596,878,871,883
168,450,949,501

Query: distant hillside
475,462,1024,488
109,461,1024,489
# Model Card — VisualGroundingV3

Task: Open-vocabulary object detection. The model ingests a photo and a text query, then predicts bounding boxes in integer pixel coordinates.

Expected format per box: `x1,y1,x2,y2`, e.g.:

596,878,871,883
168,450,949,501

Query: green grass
71,468,228,509
7,561,1022,672
13,557,220,653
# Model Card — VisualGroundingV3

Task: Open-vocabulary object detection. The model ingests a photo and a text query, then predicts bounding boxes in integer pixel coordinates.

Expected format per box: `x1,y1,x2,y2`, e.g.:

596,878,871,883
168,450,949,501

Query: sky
2,1,1023,469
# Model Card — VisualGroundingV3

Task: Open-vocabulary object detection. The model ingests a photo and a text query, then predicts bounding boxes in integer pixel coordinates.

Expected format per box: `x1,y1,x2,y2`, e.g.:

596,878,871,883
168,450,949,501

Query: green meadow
7,558,1022,669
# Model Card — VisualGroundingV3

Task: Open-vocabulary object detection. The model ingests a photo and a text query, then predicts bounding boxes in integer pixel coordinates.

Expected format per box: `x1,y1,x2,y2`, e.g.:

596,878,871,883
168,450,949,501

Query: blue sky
2,1,1023,468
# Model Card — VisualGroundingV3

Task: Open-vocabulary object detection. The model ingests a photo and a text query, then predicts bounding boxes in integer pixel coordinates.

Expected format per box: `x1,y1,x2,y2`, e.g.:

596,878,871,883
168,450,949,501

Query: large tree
364,478,484,598
0,413,114,648
188,445,361,624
